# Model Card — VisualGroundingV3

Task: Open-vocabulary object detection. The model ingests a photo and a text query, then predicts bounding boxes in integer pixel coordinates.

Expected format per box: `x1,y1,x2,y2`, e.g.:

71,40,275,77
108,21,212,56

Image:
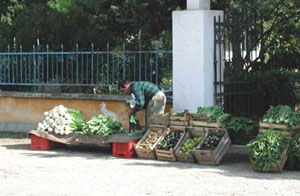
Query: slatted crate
250,143,289,173
189,113,221,128
175,127,206,163
150,114,170,127
134,125,168,159
194,128,231,166
155,126,186,162
258,122,300,136
169,111,190,127
31,134,52,150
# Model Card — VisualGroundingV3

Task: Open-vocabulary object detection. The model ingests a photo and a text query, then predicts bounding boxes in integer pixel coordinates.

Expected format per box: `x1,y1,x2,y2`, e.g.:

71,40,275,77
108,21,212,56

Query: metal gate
213,5,265,118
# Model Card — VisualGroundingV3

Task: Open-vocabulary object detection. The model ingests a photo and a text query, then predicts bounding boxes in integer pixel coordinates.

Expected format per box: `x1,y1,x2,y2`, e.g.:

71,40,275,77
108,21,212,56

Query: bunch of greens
262,105,300,126
224,117,258,134
130,115,141,130
78,114,124,136
196,106,230,123
37,105,85,135
247,130,290,171
289,133,300,158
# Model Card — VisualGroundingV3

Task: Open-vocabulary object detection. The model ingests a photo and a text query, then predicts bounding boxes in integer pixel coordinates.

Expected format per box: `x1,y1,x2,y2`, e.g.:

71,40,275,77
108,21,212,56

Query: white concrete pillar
172,1,223,113
187,0,210,10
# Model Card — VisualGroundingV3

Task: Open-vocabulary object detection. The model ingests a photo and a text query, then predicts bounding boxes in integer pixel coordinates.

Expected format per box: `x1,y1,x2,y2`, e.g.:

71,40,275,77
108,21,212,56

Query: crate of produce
113,140,136,159
250,143,289,173
134,125,168,159
194,128,231,166
150,114,170,127
155,126,186,162
31,134,52,150
189,113,221,128
258,122,300,136
175,127,206,163
169,111,190,127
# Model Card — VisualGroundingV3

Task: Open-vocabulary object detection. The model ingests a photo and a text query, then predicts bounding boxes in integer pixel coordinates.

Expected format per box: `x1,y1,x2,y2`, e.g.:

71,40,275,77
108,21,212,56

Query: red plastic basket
113,140,136,159
31,134,51,150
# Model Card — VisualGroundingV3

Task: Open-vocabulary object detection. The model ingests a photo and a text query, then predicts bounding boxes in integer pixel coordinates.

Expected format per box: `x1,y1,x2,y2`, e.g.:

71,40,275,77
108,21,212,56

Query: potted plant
247,130,290,172
224,116,258,145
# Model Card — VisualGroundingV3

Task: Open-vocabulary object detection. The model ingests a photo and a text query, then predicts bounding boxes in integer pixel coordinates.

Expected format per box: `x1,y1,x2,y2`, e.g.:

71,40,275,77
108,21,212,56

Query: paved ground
0,133,299,196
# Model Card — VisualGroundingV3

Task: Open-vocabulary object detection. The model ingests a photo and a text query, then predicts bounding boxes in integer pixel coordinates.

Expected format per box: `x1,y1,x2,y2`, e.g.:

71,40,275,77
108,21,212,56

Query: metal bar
107,43,109,84
76,44,79,84
139,43,142,81
123,43,126,80
46,45,49,84
61,44,64,83
7,45,10,83
91,43,94,84
133,54,136,81
155,42,159,85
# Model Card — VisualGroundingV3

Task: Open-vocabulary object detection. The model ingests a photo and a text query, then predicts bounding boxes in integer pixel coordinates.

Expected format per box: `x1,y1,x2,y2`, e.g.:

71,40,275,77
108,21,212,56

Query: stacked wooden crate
134,125,168,159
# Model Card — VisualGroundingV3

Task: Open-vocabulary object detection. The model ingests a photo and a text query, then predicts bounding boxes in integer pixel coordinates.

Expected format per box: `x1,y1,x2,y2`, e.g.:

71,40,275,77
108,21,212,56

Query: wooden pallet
175,127,206,163
193,128,231,166
134,125,168,159
258,122,300,136
155,126,186,162
250,143,289,173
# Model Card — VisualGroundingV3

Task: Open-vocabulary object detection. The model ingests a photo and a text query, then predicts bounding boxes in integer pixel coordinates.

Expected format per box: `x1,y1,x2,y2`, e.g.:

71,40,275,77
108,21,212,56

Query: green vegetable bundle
195,106,230,124
225,117,258,134
262,105,300,126
289,133,300,158
247,130,290,172
77,114,125,136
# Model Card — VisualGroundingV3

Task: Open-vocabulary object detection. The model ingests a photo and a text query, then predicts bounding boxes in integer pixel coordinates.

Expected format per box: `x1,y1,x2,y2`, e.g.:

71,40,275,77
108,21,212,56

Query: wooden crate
134,125,168,159
169,112,190,127
175,127,206,163
155,126,186,162
193,128,231,166
189,113,221,128
250,143,289,173
258,122,300,136
150,113,170,127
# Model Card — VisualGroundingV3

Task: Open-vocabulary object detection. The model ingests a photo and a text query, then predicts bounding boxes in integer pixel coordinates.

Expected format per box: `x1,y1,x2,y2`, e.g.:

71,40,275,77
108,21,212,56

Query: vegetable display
262,105,300,126
247,130,290,171
36,105,85,135
179,136,202,154
194,106,230,123
289,133,300,158
157,131,183,150
78,114,125,136
137,129,164,148
198,133,224,150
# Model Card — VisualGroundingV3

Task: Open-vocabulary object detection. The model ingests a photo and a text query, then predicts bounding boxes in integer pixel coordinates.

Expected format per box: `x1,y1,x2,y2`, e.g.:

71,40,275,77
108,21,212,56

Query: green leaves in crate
196,106,230,124
262,105,300,127
247,130,290,172
289,133,300,158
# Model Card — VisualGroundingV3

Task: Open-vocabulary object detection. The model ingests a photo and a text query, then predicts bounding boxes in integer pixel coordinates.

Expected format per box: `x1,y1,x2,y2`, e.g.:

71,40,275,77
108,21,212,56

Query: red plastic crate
113,140,136,159
31,134,51,150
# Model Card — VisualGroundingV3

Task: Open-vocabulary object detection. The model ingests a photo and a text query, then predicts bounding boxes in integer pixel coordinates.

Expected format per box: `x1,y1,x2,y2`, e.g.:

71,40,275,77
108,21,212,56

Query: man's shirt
129,81,160,111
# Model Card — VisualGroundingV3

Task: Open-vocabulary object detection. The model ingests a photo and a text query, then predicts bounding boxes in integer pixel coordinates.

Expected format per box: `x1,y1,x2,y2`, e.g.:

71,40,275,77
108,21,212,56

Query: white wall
172,10,223,113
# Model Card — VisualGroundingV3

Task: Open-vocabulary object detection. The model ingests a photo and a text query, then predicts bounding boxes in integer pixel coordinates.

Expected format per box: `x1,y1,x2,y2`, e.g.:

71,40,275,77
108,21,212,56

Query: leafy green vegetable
224,117,258,134
289,133,300,158
75,114,125,136
262,105,300,128
247,130,290,172
196,106,230,125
